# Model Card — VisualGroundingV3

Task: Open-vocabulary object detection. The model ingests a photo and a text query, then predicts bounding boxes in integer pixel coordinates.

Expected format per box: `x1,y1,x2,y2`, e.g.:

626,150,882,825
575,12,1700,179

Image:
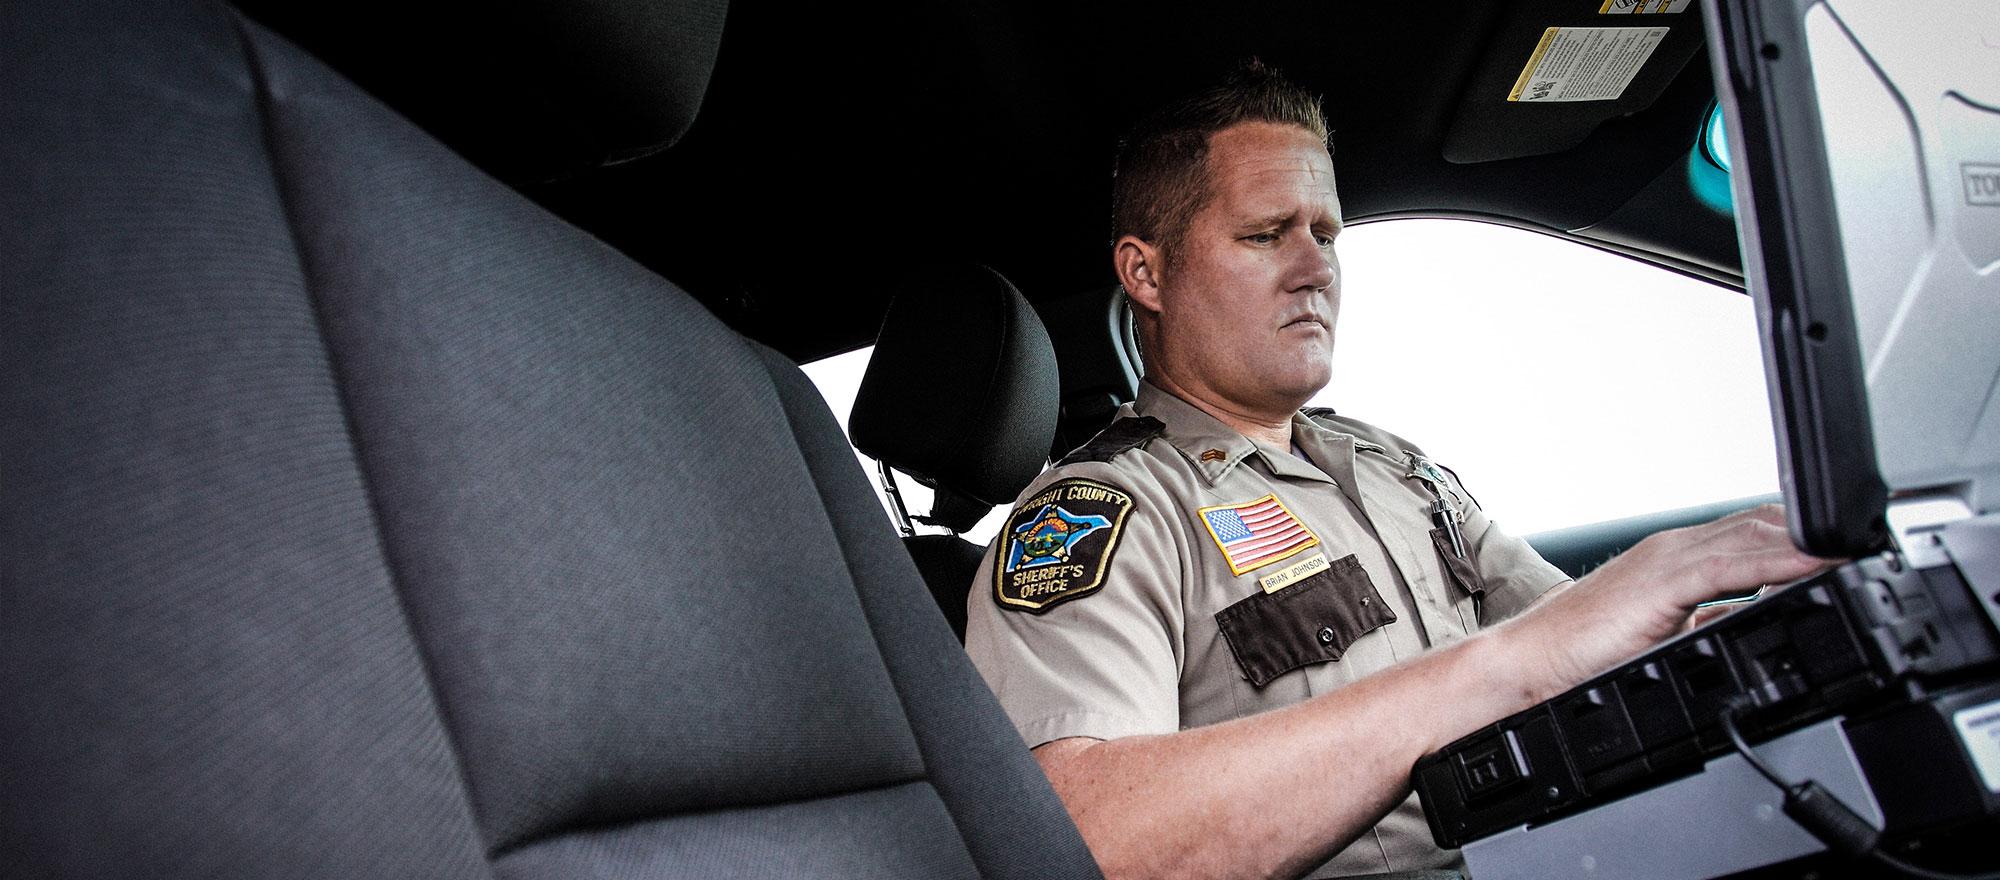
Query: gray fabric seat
0,2,1097,877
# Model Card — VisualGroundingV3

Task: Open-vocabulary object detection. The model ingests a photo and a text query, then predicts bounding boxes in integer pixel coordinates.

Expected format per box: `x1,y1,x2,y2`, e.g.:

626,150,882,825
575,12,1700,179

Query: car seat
1036,285,1143,462
0,2,1100,877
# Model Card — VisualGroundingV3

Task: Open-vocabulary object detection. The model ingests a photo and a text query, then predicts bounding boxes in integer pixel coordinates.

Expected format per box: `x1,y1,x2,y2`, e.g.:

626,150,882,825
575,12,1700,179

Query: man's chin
1276,363,1333,398
1263,375,1332,413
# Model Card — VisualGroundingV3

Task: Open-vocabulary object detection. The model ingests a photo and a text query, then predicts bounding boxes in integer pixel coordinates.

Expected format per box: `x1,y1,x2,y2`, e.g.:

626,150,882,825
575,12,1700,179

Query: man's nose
1288,232,1337,293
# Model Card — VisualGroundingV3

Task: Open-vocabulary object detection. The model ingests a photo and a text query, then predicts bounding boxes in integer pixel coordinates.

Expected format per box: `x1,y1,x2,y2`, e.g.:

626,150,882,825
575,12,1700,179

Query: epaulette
1055,416,1165,466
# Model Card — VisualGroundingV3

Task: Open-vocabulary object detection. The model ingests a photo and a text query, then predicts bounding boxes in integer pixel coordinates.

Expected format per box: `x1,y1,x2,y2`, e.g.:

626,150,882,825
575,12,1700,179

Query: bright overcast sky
806,219,1779,539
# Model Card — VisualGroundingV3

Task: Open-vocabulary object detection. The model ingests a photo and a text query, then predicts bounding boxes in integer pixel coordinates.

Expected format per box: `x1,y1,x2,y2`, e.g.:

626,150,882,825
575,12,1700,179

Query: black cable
1871,850,2000,880
1719,700,2000,880
1720,698,1789,789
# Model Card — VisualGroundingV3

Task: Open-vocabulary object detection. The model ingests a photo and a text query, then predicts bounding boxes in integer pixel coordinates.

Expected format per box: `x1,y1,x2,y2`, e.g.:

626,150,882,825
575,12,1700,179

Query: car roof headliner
277,1,1747,362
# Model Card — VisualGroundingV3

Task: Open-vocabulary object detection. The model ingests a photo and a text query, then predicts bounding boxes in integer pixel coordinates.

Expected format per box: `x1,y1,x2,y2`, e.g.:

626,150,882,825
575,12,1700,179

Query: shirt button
1317,626,1336,645
1360,597,1371,607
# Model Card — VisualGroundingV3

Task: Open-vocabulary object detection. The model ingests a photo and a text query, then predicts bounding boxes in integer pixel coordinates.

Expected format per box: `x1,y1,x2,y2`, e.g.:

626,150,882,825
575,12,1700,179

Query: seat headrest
850,266,1059,531
237,0,728,181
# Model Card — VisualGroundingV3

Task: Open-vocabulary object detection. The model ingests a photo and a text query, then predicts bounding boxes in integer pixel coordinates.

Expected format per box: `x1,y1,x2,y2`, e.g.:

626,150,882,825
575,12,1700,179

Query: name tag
1260,552,1331,594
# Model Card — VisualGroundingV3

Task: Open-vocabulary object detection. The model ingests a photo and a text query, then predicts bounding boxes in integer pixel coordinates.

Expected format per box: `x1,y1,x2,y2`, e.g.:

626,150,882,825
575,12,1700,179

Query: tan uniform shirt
964,382,1569,877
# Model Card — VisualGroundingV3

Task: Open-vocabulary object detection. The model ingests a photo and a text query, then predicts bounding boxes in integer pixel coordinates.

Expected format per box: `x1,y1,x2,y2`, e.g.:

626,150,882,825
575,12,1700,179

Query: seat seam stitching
489,776,939,859
230,10,496,862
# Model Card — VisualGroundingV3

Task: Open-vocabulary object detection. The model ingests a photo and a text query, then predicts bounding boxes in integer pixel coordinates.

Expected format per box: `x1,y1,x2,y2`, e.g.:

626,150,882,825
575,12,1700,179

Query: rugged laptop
1414,2,2000,877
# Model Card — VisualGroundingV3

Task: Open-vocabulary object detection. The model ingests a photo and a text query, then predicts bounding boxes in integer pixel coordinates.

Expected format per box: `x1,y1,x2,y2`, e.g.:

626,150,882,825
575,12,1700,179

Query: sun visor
238,0,728,182
1441,0,1707,163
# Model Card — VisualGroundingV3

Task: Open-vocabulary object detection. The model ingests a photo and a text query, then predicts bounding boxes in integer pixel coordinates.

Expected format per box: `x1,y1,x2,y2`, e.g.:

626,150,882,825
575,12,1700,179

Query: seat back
1038,285,1144,463
0,3,1096,877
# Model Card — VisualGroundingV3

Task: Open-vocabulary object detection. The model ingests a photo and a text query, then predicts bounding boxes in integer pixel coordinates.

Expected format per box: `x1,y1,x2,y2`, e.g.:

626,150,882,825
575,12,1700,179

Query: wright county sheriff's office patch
994,478,1136,613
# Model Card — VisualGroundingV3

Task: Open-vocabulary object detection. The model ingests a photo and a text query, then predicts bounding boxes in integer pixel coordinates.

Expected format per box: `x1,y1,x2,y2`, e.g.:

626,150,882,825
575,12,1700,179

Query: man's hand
1506,504,1839,704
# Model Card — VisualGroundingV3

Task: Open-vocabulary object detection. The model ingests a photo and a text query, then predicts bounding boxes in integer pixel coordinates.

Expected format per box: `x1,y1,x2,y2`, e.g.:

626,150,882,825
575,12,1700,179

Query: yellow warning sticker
1599,0,1693,12
1508,26,1670,103
1259,552,1330,594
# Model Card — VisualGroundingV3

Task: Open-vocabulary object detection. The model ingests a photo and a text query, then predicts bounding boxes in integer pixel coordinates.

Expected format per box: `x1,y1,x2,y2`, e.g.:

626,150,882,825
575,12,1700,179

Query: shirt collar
1131,381,1359,498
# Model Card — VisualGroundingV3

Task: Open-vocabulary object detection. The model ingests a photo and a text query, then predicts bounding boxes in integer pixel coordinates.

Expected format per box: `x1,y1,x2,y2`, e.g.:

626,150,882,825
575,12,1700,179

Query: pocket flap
1213,554,1397,688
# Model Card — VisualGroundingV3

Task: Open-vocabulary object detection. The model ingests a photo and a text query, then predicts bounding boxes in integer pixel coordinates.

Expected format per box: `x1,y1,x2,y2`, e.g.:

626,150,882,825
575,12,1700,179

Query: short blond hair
1110,60,1330,263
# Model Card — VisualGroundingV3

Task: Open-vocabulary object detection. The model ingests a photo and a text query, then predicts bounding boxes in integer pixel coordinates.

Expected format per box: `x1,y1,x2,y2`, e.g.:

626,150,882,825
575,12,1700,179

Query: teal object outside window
1691,102,1734,214
1703,102,1732,172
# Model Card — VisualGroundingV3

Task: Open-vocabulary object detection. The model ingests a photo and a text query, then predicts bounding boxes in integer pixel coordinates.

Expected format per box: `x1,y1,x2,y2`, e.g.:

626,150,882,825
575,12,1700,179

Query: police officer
963,63,1830,880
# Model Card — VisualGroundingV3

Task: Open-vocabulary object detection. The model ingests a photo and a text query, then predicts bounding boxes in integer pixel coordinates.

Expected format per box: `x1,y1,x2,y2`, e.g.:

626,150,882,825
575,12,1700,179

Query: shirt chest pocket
1212,554,1397,688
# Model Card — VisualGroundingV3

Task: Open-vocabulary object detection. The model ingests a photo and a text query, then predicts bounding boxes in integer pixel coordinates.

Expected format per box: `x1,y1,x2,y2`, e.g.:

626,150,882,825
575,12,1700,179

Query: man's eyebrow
1234,212,1343,234
1234,212,1298,231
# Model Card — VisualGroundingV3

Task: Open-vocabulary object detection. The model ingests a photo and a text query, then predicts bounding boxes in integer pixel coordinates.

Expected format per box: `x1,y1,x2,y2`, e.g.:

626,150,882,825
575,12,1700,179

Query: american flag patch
1197,494,1320,576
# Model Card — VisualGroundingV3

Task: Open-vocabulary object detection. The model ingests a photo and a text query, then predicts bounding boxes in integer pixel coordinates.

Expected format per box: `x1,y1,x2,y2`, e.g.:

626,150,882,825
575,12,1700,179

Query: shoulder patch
1055,416,1165,466
994,478,1136,613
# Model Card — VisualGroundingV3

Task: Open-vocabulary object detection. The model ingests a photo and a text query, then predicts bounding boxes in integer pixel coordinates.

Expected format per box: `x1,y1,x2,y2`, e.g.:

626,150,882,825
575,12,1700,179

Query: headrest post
876,460,917,538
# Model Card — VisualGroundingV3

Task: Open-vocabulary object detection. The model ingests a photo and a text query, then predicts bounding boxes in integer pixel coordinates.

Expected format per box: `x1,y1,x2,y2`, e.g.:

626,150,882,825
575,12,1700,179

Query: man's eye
1315,234,1336,248
1247,232,1279,244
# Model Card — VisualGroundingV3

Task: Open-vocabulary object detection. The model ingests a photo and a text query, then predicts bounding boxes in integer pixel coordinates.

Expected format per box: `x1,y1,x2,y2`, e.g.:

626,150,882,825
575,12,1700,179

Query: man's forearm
1035,620,1555,880
1035,505,1834,880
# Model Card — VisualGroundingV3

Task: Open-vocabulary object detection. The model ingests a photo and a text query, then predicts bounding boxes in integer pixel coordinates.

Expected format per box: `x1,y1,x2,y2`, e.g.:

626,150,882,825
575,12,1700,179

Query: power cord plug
1720,699,1998,880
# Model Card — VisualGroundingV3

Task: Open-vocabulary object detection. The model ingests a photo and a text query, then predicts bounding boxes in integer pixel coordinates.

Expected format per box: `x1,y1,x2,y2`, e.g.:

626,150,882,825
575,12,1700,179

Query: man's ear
1114,235,1165,315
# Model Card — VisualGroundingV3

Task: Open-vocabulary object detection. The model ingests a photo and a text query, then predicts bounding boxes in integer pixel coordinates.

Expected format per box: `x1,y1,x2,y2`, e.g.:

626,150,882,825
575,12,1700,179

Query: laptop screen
1704,0,2000,556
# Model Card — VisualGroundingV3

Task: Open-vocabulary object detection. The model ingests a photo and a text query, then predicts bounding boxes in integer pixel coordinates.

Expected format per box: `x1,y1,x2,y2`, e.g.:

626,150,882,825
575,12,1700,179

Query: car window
1309,218,1778,534
805,218,1779,541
